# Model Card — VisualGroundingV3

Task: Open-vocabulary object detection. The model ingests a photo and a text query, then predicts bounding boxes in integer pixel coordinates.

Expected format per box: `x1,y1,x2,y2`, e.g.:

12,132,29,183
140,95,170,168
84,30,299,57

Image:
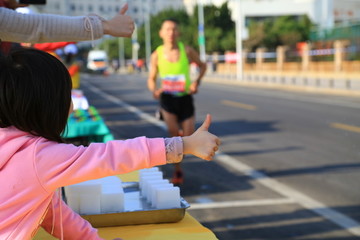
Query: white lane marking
215,152,360,236
87,83,167,131
86,81,360,236
190,198,296,210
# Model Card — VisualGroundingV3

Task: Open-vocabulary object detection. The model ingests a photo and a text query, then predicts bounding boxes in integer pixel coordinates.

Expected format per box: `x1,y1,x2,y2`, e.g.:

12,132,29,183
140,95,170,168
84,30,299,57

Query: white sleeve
0,7,104,43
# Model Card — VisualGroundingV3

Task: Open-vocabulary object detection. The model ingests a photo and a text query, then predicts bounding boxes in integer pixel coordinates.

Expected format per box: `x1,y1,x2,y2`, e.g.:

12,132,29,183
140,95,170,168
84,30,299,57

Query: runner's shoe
171,169,184,185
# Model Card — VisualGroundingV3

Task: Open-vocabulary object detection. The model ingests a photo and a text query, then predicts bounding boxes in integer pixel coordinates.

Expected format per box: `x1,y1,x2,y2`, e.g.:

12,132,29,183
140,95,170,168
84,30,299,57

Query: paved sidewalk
203,72,360,97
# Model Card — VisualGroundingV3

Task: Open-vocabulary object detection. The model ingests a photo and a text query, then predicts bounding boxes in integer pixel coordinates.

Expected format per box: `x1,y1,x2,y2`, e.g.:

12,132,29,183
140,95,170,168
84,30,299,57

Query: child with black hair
0,49,220,239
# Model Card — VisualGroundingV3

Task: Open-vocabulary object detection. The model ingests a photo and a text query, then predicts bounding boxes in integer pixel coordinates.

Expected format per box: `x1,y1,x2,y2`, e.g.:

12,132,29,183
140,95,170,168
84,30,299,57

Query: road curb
203,75,360,98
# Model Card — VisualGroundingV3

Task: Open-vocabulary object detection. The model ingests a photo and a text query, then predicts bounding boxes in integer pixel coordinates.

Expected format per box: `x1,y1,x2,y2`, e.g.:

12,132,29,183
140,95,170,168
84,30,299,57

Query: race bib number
162,74,186,93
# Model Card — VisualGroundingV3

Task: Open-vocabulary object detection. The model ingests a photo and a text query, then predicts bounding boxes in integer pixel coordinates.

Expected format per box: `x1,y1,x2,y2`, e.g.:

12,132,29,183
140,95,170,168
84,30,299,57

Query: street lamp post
321,0,334,29
145,1,152,70
118,37,125,71
197,0,206,62
235,0,243,80
132,24,139,65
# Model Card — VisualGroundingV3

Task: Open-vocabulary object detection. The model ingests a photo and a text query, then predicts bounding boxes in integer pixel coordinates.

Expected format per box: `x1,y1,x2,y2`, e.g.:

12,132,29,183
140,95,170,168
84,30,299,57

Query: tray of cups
64,168,190,227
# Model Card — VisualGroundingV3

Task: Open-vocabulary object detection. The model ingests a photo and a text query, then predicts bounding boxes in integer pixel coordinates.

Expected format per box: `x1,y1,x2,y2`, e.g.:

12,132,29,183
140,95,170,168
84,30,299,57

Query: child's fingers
204,142,218,161
119,3,128,15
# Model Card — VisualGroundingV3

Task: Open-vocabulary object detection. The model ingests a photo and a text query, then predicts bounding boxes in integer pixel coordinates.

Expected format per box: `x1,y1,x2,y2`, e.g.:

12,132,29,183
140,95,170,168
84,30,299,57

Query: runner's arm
186,46,207,93
147,51,162,99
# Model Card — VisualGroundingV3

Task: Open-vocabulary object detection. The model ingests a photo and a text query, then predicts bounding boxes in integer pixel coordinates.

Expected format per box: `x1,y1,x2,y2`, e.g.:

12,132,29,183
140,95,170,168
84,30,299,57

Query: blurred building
184,0,360,29
35,0,184,25
30,0,360,28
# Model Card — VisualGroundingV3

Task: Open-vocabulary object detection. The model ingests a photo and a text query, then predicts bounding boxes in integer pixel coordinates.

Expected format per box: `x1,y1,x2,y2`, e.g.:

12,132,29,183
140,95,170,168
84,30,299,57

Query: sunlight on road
221,100,257,110
331,122,360,134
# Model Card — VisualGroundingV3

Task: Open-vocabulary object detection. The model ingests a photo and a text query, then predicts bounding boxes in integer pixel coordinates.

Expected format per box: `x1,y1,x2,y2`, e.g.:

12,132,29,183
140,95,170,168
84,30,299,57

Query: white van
87,50,108,73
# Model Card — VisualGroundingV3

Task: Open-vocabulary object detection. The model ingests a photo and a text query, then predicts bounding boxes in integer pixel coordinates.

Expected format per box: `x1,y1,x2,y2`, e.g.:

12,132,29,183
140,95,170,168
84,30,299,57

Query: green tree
220,28,236,52
99,3,237,60
270,15,312,47
191,3,236,53
99,37,133,60
244,20,266,51
137,8,190,58
245,15,313,51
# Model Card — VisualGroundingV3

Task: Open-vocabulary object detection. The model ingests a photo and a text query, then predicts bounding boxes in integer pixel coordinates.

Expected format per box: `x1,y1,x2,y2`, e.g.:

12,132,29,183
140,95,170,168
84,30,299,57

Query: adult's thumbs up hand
103,3,135,37
183,114,221,161
119,3,128,14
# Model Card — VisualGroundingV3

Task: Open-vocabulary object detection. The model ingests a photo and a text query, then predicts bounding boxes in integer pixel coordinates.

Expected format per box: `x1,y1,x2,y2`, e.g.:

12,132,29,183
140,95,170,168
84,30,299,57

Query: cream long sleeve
0,7,104,43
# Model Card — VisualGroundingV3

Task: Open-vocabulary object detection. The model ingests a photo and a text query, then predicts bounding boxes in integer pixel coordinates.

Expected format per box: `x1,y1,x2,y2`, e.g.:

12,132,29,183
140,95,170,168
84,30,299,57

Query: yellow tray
69,182,190,228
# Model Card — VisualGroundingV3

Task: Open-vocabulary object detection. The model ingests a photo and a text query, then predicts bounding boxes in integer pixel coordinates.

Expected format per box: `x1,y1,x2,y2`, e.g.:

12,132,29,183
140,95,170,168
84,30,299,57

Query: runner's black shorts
160,93,194,122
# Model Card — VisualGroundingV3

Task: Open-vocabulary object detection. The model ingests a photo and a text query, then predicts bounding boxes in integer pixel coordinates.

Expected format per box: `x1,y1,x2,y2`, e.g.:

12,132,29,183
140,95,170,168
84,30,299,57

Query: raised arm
186,46,207,94
147,51,162,99
0,4,134,43
35,115,219,191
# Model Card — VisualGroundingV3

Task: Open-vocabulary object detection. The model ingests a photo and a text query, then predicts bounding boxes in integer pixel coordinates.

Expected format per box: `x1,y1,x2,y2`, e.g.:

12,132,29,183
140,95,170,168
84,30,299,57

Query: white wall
35,0,360,28
185,0,360,28
37,0,184,25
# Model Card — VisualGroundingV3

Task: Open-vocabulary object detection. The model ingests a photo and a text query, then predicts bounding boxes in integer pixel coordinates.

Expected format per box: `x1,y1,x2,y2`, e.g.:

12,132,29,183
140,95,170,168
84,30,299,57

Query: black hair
162,18,179,26
64,53,74,66
0,48,72,143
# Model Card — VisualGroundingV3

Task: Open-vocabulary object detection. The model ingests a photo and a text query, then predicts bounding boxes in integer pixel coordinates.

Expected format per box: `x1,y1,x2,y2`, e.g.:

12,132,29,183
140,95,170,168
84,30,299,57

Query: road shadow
197,119,279,137
265,163,360,177
83,80,279,138
160,159,255,197
224,146,303,157
124,99,158,108
191,205,360,240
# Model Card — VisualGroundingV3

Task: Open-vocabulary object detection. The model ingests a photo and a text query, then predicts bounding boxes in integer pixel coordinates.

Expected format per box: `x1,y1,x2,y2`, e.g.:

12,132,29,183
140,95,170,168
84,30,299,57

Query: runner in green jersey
147,18,207,184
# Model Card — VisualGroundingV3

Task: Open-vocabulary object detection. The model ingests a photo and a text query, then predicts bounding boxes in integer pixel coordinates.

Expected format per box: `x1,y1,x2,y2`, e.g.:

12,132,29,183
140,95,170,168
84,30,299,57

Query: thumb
119,3,128,15
198,114,211,131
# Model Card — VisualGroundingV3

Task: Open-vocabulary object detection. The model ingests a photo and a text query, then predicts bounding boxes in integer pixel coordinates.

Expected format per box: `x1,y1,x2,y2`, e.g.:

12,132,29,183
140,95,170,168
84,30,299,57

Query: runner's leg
160,109,179,137
181,116,195,136
161,109,187,184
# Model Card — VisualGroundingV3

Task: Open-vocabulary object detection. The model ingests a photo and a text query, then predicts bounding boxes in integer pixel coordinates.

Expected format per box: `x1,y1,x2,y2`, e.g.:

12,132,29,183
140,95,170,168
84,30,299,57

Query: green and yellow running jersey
156,42,191,96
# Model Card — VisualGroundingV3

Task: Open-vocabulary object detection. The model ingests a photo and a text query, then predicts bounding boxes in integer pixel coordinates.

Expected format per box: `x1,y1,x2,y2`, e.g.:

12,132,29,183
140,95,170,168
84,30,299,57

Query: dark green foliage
99,3,312,59
245,15,313,51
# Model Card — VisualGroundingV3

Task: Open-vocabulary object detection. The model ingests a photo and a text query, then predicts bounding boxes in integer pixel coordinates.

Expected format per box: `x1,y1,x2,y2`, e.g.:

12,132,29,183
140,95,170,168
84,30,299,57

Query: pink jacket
0,126,166,239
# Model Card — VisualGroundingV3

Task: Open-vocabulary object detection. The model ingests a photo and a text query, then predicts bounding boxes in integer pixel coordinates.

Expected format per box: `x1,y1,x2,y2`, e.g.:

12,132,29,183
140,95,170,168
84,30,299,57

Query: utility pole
197,0,206,62
235,0,243,80
145,0,152,70
118,37,125,71
132,24,139,64
63,0,69,15
321,0,334,29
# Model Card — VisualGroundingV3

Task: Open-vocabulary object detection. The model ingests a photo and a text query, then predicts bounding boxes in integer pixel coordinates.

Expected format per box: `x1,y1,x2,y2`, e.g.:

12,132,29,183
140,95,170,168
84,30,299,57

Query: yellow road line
221,100,257,110
331,122,360,134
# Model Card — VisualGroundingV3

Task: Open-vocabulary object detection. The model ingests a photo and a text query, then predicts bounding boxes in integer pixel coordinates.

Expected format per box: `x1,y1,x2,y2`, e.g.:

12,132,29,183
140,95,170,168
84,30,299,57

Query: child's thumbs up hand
103,3,135,37
183,114,221,161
